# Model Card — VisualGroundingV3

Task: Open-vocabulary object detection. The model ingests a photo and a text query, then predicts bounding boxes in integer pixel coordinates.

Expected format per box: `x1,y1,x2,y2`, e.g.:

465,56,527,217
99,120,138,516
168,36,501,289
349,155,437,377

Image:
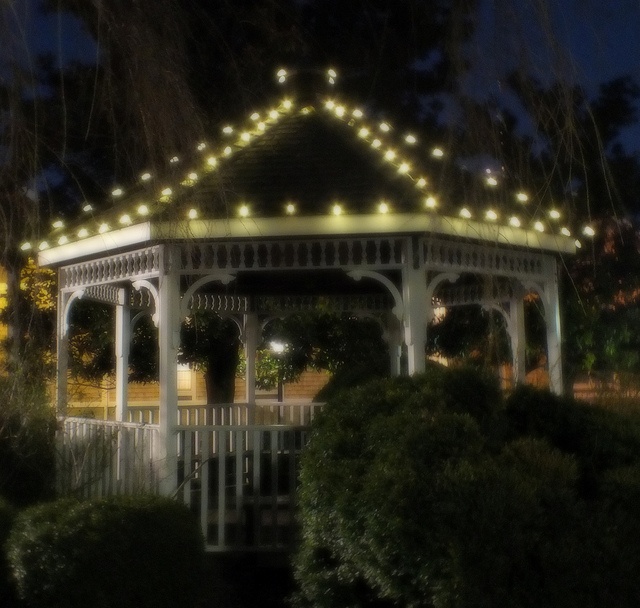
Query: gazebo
35,69,578,551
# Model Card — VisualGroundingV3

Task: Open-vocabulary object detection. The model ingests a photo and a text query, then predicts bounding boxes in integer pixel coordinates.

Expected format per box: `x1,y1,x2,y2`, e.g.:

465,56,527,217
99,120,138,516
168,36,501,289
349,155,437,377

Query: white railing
57,417,160,498
126,401,324,427
176,424,312,551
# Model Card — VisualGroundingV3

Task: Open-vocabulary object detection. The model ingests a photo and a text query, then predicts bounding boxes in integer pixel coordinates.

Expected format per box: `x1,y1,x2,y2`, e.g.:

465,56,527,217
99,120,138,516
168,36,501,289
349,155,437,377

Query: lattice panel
187,294,250,314
60,247,161,289
424,239,548,279
83,285,124,306
179,238,406,273
254,294,392,314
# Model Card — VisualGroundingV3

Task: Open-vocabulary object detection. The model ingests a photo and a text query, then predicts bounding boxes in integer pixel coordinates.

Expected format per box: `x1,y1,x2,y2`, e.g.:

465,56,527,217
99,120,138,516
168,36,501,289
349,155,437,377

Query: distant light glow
20,242,31,251
250,112,260,121
561,227,571,237
285,203,296,214
416,177,427,188
404,134,417,144
58,236,68,245
160,187,172,197
398,162,410,174
269,110,279,120
431,148,444,158
137,204,149,216
509,216,521,228
197,142,207,151
459,207,472,219
332,203,343,216
516,192,529,202
140,172,152,181
371,139,382,149
282,99,292,110
169,156,179,164
77,228,89,238
425,196,437,209
222,125,234,134
207,156,218,168
188,208,198,219
119,214,132,225
240,132,251,142
378,201,390,214
39,241,49,250
379,122,390,132
325,100,335,110
111,188,123,197
223,146,232,156
335,106,346,117
549,209,561,220
534,221,545,232
52,220,64,229
358,127,370,138
384,149,396,161
82,204,93,213
352,108,364,118
99,223,110,234
239,204,250,218
485,209,498,221
583,225,596,237
486,176,498,187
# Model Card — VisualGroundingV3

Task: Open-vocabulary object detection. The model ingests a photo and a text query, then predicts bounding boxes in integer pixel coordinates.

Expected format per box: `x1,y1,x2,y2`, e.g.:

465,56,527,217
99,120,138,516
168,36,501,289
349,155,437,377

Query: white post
544,258,564,395
402,239,428,375
56,287,69,417
114,288,131,422
244,312,258,423
510,290,526,387
385,313,403,376
157,246,180,495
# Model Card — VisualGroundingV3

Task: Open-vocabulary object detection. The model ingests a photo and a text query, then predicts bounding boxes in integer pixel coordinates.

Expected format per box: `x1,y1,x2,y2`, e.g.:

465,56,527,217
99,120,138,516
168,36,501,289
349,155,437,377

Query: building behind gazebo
34,69,580,551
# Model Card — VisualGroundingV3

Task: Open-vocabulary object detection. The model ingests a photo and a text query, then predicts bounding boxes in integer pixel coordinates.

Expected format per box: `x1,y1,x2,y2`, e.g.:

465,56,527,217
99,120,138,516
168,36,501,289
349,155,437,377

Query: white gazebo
36,69,579,551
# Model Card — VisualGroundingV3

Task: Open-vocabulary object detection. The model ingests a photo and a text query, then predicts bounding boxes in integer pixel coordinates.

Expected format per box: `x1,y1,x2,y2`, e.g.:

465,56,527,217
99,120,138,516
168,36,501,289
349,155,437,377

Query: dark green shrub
0,376,56,507
7,495,205,608
295,369,640,607
0,498,17,607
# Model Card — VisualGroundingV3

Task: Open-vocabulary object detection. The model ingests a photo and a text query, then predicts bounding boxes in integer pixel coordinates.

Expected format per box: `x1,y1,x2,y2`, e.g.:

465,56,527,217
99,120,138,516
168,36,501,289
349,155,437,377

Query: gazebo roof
36,70,581,267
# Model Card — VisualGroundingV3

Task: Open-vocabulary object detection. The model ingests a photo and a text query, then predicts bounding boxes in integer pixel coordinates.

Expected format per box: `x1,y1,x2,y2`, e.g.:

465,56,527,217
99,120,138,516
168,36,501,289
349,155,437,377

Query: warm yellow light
352,108,364,118
425,196,437,209
20,242,31,251
285,203,296,214
459,207,472,219
239,204,250,218
378,201,390,214
282,99,293,110
371,139,382,149
486,176,498,187
206,156,217,168
485,209,498,221
398,162,410,174
358,127,370,138
58,235,68,245
224,146,233,156
327,68,337,79
82,203,93,212
561,227,571,237
575,239,582,249
140,172,152,181
534,221,545,232
240,132,251,142
335,105,346,117
169,155,179,164
222,125,234,134
325,100,335,110
384,149,396,161
276,68,287,83
549,209,561,220
432,148,444,158
197,142,207,151
98,223,109,234
416,177,427,188
38,241,49,250
516,192,529,203
250,112,260,121
257,122,266,131
509,216,521,228
188,208,198,220
111,188,123,197
119,214,132,225
269,110,279,120
188,172,198,181
137,204,149,215
52,219,64,229
332,203,343,216
583,225,595,237
77,228,89,238
161,187,172,197
405,134,417,144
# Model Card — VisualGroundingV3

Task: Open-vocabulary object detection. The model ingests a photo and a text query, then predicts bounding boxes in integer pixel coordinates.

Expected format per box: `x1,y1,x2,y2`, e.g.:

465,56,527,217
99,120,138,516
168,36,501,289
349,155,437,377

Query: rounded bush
7,495,205,608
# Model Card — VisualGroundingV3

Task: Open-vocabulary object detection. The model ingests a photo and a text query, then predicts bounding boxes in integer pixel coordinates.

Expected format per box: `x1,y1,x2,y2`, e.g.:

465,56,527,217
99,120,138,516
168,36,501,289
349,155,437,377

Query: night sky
10,0,640,151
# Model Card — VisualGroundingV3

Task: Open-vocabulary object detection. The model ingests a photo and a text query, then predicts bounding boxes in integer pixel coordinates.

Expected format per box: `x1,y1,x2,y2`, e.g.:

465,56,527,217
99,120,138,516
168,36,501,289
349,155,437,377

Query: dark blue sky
12,0,640,151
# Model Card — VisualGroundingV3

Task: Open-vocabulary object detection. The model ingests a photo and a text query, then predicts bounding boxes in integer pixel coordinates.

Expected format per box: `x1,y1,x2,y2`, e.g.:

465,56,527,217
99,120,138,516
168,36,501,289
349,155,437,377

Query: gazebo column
56,290,70,417
509,287,527,387
544,259,564,395
243,312,259,423
114,288,131,423
385,313,403,376
157,247,181,495
402,265,428,375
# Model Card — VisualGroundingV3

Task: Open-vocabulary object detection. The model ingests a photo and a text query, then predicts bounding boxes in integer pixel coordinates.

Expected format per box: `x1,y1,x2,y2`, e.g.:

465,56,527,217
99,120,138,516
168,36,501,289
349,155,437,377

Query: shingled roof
33,69,587,262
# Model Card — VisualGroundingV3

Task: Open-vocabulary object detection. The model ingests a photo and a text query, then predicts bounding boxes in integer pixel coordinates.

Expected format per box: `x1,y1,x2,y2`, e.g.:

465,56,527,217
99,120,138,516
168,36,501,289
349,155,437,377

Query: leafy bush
0,498,17,607
294,367,640,607
0,375,56,507
7,495,205,608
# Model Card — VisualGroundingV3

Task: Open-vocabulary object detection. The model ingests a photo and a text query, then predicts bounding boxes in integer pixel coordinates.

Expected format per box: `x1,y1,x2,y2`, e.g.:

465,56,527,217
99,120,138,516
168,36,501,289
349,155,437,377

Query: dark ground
199,552,295,608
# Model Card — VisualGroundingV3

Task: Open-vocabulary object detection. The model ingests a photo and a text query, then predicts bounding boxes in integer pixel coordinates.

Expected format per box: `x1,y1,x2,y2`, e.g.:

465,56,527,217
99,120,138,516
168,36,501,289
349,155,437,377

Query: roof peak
275,67,339,104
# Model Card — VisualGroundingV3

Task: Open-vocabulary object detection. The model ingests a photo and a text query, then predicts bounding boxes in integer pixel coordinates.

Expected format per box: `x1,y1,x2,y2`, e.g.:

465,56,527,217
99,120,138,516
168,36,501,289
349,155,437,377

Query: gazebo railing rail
56,412,319,552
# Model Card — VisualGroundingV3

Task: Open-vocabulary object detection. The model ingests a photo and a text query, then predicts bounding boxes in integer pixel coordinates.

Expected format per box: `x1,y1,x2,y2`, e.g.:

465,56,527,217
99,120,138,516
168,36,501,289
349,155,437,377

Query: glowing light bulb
379,122,390,132
161,187,172,197
83,203,93,212
197,142,207,151
240,132,251,142
276,68,287,83
416,177,427,188
119,214,132,225
583,225,595,237
282,99,292,110
188,208,198,219
250,112,260,121
384,149,396,161
352,108,364,118
20,242,31,251
99,223,109,234
549,209,561,220
358,127,370,138
222,126,234,135
325,100,335,110
285,203,296,214
137,204,149,216
516,192,529,203
52,219,64,229
239,204,250,218
405,134,417,144
509,216,521,228
224,146,232,156
398,162,410,174
332,203,343,216
58,235,68,245
77,228,89,238
575,239,582,249
371,139,382,149
431,148,444,158
39,241,49,250
561,227,571,237
207,156,217,168
425,196,437,209
188,172,198,181
140,172,152,181
111,188,123,197
459,207,472,219
378,201,390,214
335,106,346,117
534,221,545,232
257,122,266,131
485,209,498,221
486,176,498,186
327,68,337,79
169,156,179,164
